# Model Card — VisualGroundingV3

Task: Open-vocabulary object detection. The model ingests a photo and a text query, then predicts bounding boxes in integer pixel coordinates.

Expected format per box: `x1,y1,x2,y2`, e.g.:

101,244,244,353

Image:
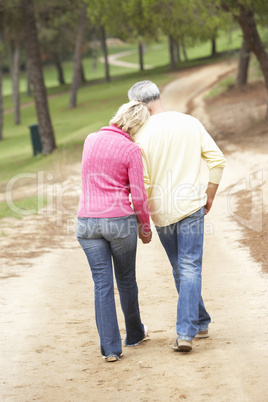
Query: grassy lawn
119,29,244,66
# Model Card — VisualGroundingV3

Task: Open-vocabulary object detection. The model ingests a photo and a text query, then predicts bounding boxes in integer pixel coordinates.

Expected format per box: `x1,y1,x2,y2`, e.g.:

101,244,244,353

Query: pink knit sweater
77,125,150,230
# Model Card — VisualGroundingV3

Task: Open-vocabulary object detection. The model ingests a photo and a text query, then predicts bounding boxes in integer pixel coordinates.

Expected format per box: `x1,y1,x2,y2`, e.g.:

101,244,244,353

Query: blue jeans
76,215,144,359
156,207,211,341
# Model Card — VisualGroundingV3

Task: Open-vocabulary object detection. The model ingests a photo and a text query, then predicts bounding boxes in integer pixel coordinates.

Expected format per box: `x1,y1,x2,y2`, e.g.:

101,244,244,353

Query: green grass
0,195,47,219
206,76,236,98
120,29,244,66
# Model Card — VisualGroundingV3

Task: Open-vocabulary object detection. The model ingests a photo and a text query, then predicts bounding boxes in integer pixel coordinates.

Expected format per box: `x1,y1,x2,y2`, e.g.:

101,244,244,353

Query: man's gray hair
128,80,160,105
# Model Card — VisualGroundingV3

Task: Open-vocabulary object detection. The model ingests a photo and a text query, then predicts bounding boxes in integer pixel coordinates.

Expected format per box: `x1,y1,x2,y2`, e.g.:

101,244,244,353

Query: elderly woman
76,101,152,362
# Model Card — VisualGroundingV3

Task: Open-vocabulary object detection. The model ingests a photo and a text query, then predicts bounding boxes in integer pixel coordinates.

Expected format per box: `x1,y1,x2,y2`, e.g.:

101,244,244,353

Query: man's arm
205,182,219,215
200,123,226,181
199,122,226,214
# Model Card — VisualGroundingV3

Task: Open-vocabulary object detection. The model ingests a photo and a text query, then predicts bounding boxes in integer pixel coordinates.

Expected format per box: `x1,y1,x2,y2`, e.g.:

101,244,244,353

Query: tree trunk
22,0,56,154
211,38,217,56
7,40,13,77
174,40,181,62
7,40,20,123
26,57,31,96
228,24,233,44
229,5,268,120
138,41,144,71
12,40,20,125
0,21,3,141
92,33,98,71
169,35,175,70
53,53,65,85
100,25,110,82
181,37,188,61
80,60,86,83
69,4,87,109
236,39,250,87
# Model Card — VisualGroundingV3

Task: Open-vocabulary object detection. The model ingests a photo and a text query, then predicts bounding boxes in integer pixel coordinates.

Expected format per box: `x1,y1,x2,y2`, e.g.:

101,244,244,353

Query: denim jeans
76,215,144,359
156,207,211,341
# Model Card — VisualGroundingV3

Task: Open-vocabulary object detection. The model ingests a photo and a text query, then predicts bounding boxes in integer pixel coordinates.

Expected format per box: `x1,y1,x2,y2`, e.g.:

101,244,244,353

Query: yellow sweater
134,111,226,227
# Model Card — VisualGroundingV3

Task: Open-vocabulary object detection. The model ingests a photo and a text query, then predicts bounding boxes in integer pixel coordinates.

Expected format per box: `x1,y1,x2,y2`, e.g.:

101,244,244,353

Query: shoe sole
105,353,123,362
172,340,192,352
106,356,118,362
178,344,192,352
195,332,209,339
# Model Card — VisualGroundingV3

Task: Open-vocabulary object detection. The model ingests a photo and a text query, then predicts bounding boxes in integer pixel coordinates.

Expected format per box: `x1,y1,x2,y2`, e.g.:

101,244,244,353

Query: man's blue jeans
156,207,211,341
76,215,144,359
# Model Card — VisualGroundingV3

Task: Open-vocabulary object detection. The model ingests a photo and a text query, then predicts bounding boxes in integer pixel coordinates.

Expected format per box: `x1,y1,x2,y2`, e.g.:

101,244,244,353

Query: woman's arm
135,213,152,243
128,147,151,234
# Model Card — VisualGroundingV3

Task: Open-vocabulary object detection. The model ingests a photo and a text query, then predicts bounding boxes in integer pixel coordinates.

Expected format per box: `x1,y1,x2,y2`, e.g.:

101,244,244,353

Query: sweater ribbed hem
77,205,135,219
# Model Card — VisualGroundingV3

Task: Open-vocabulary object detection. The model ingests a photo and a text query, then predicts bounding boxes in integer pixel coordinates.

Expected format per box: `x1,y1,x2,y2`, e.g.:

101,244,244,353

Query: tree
26,57,31,96
52,52,65,85
22,0,56,154
4,4,24,125
7,39,21,124
91,31,98,71
37,3,78,87
100,25,110,82
168,35,176,70
236,39,250,86
88,0,125,80
211,31,217,56
124,0,158,71
69,3,87,109
193,1,232,58
220,0,268,120
181,34,188,61
143,0,198,70
37,21,67,86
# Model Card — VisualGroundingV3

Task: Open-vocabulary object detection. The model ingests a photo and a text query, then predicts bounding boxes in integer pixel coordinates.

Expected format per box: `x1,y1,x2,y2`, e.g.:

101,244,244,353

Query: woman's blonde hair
109,100,149,139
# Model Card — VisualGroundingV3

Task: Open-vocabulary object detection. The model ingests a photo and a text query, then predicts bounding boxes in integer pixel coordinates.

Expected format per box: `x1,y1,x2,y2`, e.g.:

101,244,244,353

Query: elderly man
128,80,226,352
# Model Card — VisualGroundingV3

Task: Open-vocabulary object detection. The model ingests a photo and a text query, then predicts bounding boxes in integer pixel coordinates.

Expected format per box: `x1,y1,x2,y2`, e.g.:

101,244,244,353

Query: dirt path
1,61,268,401
99,50,152,70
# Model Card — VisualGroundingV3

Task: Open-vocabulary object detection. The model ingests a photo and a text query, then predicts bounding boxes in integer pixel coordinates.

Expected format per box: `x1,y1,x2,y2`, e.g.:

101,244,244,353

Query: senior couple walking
76,81,226,362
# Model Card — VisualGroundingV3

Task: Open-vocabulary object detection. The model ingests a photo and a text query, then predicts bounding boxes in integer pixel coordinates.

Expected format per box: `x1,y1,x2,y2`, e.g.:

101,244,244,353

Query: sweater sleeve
200,122,226,184
128,147,151,232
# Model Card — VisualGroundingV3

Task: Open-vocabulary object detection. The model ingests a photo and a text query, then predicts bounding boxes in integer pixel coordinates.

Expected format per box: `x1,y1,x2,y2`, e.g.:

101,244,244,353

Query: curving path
99,49,152,70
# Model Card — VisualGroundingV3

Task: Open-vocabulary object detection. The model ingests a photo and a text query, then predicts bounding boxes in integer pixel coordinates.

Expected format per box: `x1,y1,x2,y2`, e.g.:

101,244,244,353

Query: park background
0,1,268,401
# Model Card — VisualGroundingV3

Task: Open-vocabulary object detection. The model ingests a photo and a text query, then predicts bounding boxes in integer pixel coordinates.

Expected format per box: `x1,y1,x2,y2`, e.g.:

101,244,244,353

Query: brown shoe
172,338,192,352
105,352,123,362
195,330,209,339
106,355,118,362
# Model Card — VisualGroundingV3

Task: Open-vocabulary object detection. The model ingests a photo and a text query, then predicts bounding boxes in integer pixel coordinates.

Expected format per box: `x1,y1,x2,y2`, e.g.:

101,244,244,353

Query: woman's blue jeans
156,207,211,341
76,215,144,358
